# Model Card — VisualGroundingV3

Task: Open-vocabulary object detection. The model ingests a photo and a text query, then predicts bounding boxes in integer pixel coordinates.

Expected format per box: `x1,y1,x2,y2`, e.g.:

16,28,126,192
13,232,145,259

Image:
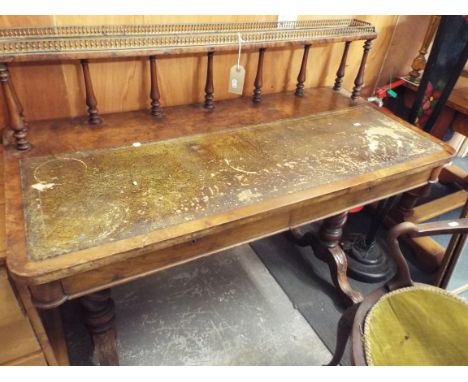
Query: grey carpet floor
61,245,331,366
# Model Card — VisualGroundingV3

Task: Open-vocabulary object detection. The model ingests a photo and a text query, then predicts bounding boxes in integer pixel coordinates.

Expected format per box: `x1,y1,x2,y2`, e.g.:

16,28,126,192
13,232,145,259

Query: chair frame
328,217,468,366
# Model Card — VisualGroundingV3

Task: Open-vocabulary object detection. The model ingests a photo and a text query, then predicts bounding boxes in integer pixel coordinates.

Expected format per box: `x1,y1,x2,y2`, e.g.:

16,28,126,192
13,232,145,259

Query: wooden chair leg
80,289,119,366
326,303,360,366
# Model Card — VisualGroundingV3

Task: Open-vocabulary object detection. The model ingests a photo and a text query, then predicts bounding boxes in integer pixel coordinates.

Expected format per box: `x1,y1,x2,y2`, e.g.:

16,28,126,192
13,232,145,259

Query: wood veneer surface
4,89,453,284
20,104,443,261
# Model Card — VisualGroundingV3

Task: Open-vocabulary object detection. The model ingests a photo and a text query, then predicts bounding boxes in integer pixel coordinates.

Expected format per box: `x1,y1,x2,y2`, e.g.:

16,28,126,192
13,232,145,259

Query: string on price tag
228,32,246,95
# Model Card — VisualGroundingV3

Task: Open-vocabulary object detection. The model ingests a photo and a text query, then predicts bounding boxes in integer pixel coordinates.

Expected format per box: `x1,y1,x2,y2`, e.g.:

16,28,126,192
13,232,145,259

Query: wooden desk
3,88,453,365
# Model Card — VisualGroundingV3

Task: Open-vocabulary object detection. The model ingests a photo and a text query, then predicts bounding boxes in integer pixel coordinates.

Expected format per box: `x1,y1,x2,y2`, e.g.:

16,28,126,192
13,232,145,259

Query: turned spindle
9,78,24,118
317,211,363,304
295,44,311,97
149,56,163,117
81,59,102,125
319,211,348,248
0,63,31,151
333,41,351,91
408,16,441,81
80,289,119,366
253,48,266,103
351,40,372,100
388,184,435,224
204,51,214,110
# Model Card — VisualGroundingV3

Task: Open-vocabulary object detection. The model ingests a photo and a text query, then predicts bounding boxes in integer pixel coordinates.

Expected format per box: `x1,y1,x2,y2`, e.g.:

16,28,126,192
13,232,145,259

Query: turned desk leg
290,212,363,305
387,179,436,224
314,212,363,305
80,289,119,366
314,211,362,303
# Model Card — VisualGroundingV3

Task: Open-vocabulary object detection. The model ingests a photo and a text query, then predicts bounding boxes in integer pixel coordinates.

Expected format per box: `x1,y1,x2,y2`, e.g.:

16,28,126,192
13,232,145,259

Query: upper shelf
0,19,377,62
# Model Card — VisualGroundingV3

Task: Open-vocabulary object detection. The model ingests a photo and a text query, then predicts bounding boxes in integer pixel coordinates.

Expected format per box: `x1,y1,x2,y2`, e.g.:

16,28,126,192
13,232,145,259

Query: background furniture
385,16,468,271
329,217,468,366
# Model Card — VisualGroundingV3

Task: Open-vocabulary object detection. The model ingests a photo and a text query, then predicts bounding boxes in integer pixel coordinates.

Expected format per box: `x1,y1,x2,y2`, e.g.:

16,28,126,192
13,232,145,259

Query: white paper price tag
229,65,245,95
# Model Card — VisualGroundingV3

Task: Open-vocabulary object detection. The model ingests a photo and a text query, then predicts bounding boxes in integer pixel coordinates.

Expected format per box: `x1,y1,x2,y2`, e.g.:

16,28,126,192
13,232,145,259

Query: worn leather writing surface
20,105,443,261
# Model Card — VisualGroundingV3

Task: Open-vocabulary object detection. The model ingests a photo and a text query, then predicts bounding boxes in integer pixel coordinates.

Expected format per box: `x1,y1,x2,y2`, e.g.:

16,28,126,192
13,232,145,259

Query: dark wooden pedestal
290,212,364,305
80,289,119,366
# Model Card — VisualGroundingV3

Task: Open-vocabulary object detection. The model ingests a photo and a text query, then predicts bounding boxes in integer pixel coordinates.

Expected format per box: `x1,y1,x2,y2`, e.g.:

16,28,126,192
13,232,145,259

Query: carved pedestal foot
319,245,363,304
317,212,363,304
80,289,119,366
290,212,363,305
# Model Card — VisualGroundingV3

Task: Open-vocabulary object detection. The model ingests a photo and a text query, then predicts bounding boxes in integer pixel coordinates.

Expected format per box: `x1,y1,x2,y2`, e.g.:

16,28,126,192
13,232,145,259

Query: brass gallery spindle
333,41,351,91
253,47,266,103
0,63,31,151
204,51,214,110
81,59,102,125
295,44,311,97
351,40,372,101
149,55,162,117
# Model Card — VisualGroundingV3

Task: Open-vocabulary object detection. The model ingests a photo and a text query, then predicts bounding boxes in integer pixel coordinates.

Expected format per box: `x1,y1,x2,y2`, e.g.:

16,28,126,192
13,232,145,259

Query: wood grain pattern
0,269,42,365
3,351,48,366
0,15,402,127
377,16,432,87
59,165,436,299
410,190,468,223
18,104,443,262
3,88,453,292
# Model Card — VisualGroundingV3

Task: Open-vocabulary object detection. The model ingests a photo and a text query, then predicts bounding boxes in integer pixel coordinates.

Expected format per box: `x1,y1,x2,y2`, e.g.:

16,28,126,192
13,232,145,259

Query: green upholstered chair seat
363,285,468,366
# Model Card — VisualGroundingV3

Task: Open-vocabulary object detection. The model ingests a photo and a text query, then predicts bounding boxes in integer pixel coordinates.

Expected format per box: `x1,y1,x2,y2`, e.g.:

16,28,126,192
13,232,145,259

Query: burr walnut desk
0,21,454,365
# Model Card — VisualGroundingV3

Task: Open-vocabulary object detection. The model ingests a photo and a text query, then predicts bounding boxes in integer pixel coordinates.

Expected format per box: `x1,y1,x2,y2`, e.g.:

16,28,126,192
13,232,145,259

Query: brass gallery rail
0,19,376,60
0,19,376,152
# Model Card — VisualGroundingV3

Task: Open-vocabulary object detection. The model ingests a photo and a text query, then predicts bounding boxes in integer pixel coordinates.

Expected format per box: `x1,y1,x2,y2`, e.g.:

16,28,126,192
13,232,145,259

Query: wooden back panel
0,15,400,126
